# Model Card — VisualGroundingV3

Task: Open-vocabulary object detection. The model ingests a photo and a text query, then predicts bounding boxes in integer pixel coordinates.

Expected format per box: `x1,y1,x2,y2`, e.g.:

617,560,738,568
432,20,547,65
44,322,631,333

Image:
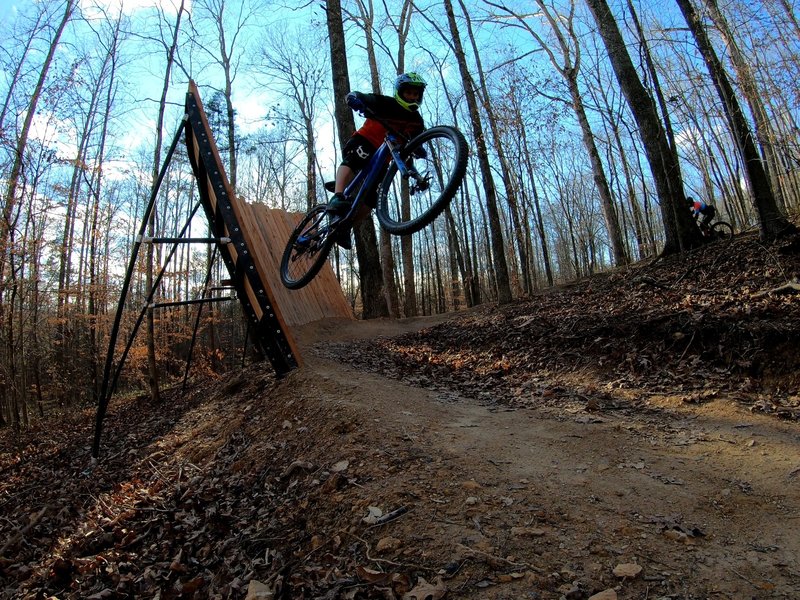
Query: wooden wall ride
236,204,354,327
184,81,352,376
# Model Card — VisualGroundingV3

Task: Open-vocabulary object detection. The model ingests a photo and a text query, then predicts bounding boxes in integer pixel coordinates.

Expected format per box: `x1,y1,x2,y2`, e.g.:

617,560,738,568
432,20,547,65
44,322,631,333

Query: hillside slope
2,231,799,599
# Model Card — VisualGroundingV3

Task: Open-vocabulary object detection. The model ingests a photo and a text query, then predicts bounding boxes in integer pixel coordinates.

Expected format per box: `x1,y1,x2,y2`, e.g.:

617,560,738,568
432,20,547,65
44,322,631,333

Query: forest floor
2,229,800,600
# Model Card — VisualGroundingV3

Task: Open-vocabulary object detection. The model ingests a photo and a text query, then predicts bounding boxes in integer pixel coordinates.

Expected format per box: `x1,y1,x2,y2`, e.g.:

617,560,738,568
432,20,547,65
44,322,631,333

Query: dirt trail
274,315,800,599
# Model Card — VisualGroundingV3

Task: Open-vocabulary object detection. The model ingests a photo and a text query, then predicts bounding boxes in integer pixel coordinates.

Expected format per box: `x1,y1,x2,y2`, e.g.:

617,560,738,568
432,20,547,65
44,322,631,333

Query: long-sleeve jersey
691,199,711,217
350,92,425,146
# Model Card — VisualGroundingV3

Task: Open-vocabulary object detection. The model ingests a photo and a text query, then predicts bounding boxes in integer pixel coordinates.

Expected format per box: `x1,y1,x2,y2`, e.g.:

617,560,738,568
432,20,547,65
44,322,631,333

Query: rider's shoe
334,225,352,250
327,192,351,218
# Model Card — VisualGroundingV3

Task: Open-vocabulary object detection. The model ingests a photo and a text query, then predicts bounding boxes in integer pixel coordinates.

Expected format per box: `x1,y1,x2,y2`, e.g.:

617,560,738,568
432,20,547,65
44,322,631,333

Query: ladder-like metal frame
184,81,298,375
92,81,300,458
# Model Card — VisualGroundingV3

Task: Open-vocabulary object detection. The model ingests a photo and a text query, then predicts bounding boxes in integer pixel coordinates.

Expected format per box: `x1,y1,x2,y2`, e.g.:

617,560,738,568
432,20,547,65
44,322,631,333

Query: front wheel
376,125,468,236
710,221,734,241
280,205,336,290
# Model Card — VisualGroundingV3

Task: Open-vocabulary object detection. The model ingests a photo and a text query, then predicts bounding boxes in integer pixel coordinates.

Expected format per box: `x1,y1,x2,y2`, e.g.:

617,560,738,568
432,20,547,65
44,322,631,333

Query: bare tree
502,68,555,285
485,0,628,270
239,120,304,208
346,0,406,317
0,0,76,427
1,0,77,301
0,6,50,136
145,0,187,403
675,0,795,240
443,0,512,304
83,2,126,399
256,30,328,209
456,1,538,294
190,0,262,191
423,51,478,305
584,0,701,254
324,0,388,318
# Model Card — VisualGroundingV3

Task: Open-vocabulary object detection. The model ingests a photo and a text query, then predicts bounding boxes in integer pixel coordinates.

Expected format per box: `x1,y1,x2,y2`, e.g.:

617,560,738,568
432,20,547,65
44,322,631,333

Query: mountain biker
327,72,427,249
687,196,716,234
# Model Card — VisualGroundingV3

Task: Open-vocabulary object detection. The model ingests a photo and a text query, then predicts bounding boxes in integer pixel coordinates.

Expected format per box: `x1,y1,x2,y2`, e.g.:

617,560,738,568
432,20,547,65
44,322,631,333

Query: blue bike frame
338,134,415,222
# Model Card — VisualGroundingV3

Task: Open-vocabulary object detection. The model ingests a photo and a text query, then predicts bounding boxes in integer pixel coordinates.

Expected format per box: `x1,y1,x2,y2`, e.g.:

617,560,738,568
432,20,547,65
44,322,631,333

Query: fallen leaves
3,231,800,599
334,234,800,420
402,576,446,600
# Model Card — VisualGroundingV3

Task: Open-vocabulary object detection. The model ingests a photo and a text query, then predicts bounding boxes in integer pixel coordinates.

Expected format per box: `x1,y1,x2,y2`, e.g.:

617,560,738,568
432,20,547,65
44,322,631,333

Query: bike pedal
334,227,352,250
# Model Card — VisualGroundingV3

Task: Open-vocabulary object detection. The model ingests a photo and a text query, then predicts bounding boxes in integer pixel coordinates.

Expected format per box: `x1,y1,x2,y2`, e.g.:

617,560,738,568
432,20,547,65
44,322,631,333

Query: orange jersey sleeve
358,119,388,147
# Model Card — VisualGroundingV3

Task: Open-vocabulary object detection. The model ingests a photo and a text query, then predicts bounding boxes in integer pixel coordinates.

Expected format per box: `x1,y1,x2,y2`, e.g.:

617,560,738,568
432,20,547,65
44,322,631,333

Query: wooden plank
241,203,304,326
186,81,351,342
246,203,353,326
185,123,260,319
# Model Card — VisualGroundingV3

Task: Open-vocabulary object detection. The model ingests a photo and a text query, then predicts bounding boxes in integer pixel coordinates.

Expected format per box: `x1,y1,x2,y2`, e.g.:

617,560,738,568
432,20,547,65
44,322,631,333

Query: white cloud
80,0,191,19
29,111,73,158
233,90,271,135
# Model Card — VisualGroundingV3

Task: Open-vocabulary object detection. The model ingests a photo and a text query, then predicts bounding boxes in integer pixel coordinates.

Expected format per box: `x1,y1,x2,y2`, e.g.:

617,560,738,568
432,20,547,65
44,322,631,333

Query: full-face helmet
394,72,427,111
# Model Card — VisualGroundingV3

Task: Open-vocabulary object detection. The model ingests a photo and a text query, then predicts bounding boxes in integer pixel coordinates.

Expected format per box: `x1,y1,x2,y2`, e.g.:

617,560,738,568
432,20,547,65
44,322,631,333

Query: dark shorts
700,205,716,223
341,134,376,172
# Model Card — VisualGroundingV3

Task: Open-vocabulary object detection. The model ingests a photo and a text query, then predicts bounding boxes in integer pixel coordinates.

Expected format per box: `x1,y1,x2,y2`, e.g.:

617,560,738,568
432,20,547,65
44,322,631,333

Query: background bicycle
699,220,734,242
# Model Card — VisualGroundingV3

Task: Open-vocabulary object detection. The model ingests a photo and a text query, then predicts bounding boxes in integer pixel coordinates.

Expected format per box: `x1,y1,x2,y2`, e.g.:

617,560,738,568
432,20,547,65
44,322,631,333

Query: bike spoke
377,126,468,235
280,205,335,289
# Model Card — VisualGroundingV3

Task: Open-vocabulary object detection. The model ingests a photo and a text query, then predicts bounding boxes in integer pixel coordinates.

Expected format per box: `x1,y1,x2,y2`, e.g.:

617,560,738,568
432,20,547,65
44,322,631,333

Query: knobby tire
376,126,468,236
280,204,336,290
710,221,733,241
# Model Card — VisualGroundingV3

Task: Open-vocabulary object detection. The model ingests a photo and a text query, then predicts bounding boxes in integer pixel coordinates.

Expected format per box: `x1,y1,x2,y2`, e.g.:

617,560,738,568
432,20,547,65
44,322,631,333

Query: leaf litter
2,231,800,599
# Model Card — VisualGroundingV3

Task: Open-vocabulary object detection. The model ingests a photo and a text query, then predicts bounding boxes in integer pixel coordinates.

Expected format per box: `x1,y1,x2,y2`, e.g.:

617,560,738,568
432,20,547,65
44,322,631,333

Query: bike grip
346,92,365,112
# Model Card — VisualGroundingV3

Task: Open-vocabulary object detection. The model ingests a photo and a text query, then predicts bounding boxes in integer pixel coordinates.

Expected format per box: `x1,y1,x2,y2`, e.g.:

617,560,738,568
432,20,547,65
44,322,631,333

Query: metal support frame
182,244,222,392
92,118,190,459
150,296,233,309
184,81,297,377
92,81,300,459
139,235,231,244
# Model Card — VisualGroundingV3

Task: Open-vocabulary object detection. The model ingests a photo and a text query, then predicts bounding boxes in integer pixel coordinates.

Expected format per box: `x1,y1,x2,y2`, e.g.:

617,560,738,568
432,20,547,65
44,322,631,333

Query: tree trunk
324,0,388,318
486,0,629,268
722,0,791,210
681,0,795,240
303,114,317,210
353,0,402,317
568,82,628,265
444,207,464,309
443,0,512,304
510,96,554,287
525,153,554,287
459,0,539,291
89,14,122,399
390,1,416,316
1,0,76,302
0,0,75,422
465,177,482,305
0,8,46,133
584,0,701,254
145,0,185,403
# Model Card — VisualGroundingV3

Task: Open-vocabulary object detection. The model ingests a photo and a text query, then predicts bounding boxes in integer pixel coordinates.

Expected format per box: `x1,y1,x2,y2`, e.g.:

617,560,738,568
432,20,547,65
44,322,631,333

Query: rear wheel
710,221,734,241
280,205,336,290
376,125,468,236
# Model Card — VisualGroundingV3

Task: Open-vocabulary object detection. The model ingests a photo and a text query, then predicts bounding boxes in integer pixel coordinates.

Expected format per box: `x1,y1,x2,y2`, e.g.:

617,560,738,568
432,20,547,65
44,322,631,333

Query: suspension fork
386,136,420,180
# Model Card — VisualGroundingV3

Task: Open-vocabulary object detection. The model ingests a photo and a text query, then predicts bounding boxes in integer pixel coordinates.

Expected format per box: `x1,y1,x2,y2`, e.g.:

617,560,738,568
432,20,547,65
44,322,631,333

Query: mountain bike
698,220,734,242
280,110,468,290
